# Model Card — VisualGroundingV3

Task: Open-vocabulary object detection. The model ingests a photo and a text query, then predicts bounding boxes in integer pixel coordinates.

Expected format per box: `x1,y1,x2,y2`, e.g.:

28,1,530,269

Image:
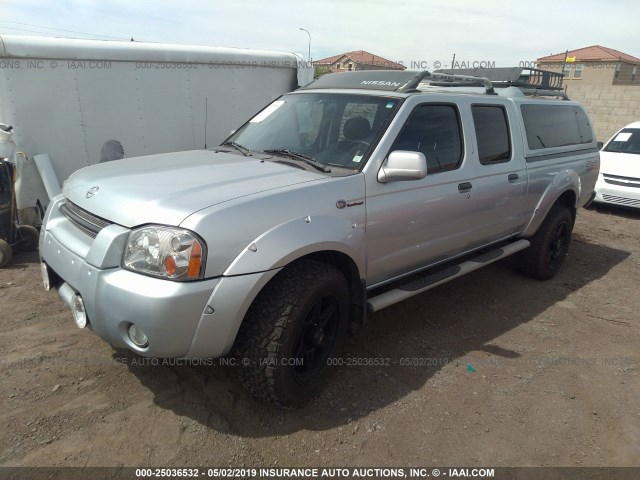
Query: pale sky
2,0,639,68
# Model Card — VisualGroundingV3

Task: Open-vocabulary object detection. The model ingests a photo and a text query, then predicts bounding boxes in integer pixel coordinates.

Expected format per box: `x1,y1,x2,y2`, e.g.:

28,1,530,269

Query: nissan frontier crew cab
40,68,600,407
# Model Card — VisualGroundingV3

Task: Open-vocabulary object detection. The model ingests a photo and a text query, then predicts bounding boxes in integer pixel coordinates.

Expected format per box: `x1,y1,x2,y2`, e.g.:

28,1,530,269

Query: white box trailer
0,34,312,225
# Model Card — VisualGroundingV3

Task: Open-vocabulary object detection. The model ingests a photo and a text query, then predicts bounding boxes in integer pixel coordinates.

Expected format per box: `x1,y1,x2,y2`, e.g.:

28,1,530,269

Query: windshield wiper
263,149,331,173
220,141,252,156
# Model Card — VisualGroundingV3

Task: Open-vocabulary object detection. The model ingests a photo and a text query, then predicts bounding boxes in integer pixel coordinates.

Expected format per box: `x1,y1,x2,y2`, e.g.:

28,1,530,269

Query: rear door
462,101,527,243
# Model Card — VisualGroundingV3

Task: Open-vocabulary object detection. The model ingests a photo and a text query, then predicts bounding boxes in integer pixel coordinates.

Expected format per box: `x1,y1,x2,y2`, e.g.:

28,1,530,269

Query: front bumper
41,227,219,357
593,174,640,209
40,211,280,359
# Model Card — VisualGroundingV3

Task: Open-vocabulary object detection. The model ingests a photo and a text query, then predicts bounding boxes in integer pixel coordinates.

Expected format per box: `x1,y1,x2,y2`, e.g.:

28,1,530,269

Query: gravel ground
1,206,639,469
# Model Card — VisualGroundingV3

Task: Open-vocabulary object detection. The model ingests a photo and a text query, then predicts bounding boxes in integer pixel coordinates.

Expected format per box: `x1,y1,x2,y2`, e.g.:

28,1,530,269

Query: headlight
123,226,206,281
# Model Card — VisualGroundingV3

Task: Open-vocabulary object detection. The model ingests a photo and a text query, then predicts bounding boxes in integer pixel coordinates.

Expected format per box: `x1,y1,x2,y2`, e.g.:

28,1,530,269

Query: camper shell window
520,104,593,150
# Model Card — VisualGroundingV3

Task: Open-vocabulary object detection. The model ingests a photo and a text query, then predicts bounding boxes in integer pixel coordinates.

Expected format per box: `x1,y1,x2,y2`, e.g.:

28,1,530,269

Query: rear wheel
234,259,349,407
0,239,12,268
518,205,573,280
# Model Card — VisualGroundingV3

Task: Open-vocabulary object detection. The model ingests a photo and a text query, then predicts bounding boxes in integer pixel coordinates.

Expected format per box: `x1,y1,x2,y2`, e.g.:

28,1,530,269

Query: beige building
314,50,405,74
537,46,640,141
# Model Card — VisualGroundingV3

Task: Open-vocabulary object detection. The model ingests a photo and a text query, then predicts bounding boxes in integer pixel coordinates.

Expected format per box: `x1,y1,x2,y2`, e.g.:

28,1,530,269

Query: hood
599,151,640,179
64,150,324,227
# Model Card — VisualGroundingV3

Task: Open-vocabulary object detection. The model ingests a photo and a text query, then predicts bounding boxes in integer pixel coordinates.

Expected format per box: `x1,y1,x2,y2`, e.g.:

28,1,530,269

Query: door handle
458,182,473,192
508,173,519,182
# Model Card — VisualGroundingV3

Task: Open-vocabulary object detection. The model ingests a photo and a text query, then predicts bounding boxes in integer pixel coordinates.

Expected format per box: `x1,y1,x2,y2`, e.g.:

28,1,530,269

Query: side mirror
378,150,428,183
597,141,604,150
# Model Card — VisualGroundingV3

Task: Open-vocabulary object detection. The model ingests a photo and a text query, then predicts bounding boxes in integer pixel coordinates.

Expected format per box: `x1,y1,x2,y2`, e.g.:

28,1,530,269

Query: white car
594,122,640,209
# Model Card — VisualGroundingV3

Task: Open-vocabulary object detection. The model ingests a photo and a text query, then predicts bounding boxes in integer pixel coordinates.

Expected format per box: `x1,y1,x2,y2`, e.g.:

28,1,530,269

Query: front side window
390,104,463,173
604,129,640,155
224,93,401,171
471,105,511,164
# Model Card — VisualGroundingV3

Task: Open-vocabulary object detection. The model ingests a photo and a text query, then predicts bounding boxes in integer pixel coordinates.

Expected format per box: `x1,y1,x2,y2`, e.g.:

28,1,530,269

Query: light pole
299,27,311,62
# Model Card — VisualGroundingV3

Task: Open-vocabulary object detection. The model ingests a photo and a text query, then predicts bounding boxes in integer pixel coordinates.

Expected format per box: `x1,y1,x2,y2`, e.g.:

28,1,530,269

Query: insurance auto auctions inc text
200,467,495,478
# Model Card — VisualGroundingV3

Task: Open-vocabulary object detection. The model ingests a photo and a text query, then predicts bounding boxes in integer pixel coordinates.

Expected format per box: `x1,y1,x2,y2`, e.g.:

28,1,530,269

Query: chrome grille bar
59,201,112,238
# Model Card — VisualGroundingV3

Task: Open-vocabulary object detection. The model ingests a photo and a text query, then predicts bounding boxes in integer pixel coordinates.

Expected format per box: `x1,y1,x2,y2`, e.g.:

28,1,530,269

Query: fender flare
188,215,365,358
223,214,366,278
521,169,580,237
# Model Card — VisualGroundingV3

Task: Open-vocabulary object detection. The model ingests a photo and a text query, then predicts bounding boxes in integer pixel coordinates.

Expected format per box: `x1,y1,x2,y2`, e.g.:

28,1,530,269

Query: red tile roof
314,50,405,70
314,53,345,64
537,45,640,64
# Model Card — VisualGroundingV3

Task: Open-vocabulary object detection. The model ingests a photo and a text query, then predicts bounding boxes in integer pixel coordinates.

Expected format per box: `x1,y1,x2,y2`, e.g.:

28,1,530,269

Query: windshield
224,93,401,169
604,128,640,155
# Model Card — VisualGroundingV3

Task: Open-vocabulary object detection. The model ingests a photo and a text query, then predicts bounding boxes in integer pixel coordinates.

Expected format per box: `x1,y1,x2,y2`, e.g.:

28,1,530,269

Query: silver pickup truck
40,68,599,406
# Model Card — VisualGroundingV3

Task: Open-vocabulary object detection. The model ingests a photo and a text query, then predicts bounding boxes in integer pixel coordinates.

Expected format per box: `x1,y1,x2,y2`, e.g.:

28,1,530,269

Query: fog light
71,294,87,329
128,324,149,348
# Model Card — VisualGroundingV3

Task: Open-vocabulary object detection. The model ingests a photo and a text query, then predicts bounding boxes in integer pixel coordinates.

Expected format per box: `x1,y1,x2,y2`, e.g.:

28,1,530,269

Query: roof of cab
299,70,428,93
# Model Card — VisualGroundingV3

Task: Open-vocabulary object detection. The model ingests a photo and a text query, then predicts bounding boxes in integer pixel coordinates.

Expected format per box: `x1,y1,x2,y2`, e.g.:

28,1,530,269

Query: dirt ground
1,205,639,469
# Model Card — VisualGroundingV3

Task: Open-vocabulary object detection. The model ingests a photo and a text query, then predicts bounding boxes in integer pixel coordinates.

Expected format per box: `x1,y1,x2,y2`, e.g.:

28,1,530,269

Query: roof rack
434,67,563,89
427,72,496,94
517,88,569,100
431,67,569,99
300,67,569,99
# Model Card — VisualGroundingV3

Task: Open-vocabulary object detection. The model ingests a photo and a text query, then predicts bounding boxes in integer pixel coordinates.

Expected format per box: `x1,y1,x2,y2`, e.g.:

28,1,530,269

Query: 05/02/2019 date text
325,357,451,367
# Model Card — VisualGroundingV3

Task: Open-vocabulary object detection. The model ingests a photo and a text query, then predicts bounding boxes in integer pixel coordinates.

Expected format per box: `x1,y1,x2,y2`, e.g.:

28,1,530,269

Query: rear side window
521,104,593,150
391,104,463,173
472,105,511,164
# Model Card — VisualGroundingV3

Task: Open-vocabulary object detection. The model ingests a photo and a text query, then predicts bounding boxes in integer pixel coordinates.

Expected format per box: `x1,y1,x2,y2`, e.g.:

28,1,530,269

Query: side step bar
367,239,530,313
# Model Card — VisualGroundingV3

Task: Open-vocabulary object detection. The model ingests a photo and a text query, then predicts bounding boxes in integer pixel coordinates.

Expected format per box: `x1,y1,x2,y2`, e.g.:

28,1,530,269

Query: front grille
59,201,112,238
603,174,640,188
602,194,640,207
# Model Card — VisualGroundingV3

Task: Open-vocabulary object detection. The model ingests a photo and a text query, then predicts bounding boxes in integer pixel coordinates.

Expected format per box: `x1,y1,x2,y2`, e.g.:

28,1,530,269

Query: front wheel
234,259,349,407
517,205,573,280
